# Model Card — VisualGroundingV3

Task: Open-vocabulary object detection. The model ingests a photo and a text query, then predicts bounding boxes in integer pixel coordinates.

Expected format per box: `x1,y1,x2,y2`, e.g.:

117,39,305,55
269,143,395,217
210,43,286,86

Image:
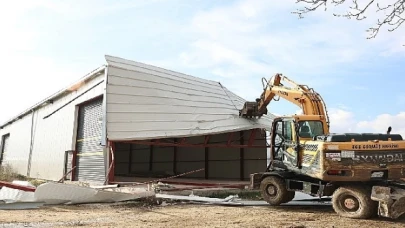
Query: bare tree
293,0,405,39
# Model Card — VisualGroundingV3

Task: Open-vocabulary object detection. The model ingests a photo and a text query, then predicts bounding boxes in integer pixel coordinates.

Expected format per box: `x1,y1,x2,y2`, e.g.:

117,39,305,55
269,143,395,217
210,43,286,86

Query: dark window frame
0,133,10,165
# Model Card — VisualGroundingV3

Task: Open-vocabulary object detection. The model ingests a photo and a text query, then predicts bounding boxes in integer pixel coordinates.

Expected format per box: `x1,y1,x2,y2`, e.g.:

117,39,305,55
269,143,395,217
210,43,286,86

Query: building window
0,134,10,165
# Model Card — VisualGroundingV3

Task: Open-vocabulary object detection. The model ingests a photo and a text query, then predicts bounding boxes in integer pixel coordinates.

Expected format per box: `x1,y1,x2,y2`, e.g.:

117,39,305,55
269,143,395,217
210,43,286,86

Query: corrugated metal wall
0,72,105,180
75,97,106,183
113,129,267,180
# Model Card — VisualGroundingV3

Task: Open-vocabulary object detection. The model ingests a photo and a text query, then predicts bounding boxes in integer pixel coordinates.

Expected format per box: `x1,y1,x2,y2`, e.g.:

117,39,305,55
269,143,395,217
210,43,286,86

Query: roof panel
105,55,275,141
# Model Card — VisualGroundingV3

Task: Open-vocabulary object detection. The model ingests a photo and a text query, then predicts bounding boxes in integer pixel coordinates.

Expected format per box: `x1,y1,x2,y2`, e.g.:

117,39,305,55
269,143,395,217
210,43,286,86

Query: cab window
283,120,293,140
298,121,324,138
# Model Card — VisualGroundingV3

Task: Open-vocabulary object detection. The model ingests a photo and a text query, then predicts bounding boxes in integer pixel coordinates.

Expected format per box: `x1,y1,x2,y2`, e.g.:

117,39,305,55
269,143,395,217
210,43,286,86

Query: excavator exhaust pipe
239,100,267,118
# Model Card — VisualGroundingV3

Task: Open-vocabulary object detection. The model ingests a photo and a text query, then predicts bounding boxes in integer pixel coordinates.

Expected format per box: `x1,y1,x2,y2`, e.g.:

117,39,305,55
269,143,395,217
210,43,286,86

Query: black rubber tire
260,176,290,205
332,186,378,219
282,191,296,204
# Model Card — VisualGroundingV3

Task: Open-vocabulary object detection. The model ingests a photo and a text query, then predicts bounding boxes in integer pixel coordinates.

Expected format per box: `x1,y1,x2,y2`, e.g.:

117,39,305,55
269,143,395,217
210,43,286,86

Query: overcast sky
2,0,405,135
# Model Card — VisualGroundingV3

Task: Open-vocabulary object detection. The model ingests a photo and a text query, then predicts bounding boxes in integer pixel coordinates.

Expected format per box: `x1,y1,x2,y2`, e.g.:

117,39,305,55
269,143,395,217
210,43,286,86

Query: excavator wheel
282,190,296,204
260,176,294,205
332,185,378,219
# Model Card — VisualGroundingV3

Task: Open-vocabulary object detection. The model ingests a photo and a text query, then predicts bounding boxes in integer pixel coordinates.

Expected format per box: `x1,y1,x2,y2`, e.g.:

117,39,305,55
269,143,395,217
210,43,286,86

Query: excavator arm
239,73,330,130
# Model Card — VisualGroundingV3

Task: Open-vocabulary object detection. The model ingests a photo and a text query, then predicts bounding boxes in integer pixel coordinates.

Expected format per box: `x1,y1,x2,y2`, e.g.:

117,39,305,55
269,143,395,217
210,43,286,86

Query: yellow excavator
241,73,405,220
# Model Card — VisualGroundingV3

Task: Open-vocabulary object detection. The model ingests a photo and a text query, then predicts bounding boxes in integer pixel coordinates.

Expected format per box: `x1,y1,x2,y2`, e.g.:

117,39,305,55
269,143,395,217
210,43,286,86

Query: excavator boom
239,73,330,131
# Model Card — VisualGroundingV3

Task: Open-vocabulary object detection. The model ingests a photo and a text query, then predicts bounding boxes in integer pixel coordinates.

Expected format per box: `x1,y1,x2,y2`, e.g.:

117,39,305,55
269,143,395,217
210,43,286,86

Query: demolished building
0,55,275,185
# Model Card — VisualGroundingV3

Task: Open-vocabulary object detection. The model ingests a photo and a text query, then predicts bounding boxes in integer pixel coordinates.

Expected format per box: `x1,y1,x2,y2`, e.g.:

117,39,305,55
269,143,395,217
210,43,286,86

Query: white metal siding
0,73,105,180
0,116,33,174
105,55,275,141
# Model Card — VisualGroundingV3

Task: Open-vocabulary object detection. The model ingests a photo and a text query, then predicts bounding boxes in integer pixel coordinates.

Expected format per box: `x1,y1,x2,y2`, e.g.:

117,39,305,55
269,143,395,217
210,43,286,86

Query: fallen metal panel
155,193,332,206
155,193,241,203
0,202,45,210
34,182,155,205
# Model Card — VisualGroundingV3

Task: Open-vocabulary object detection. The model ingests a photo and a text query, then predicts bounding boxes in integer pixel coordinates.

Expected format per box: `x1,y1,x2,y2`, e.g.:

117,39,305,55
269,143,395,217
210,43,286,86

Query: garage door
75,97,106,183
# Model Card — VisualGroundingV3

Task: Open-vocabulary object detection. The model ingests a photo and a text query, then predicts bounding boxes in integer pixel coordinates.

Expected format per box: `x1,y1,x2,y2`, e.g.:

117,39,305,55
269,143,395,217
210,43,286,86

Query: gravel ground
0,201,404,228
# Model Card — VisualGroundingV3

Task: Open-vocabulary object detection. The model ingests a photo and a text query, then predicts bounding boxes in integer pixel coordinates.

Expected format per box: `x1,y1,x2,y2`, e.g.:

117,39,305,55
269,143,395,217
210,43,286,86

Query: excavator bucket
371,185,405,219
239,101,267,118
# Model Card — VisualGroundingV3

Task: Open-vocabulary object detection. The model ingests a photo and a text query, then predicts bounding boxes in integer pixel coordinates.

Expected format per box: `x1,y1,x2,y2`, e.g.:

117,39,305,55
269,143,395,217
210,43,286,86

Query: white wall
0,115,32,174
0,71,105,180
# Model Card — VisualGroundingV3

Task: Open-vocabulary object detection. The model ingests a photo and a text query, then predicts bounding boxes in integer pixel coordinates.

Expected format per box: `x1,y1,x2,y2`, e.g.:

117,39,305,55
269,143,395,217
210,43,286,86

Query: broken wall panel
113,143,130,176
242,130,267,179
175,136,205,178
151,145,174,174
130,145,150,173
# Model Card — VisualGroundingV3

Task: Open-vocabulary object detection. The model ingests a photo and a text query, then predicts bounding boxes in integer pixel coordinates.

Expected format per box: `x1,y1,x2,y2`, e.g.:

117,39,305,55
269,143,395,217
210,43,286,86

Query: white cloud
150,0,405,103
357,113,405,136
328,107,357,133
2,0,404,129
0,0,173,124
327,108,405,136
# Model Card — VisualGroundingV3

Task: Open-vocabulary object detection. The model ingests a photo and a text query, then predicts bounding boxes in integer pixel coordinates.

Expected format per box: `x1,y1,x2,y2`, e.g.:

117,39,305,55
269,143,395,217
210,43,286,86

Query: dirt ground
0,201,404,228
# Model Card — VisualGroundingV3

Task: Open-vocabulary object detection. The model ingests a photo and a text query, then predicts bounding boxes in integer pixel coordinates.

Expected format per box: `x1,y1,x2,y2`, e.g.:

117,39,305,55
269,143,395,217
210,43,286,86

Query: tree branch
293,0,405,39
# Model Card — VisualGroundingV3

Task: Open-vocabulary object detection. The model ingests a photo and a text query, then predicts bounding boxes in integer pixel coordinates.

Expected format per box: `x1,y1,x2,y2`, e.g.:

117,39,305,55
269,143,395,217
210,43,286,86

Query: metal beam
112,130,269,148
205,136,209,179
227,132,234,146
240,131,245,181
128,144,132,174
173,138,177,175
248,129,257,146
149,145,154,171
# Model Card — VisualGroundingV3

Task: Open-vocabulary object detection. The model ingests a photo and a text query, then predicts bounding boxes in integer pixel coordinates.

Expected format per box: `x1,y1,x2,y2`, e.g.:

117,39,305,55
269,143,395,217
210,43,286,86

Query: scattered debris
155,193,242,205
0,202,45,210
0,176,333,211
0,181,45,210
0,180,155,209
34,182,155,205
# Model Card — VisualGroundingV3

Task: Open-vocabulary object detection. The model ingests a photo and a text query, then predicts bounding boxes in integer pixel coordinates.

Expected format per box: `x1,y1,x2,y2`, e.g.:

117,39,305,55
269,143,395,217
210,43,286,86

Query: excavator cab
270,115,328,169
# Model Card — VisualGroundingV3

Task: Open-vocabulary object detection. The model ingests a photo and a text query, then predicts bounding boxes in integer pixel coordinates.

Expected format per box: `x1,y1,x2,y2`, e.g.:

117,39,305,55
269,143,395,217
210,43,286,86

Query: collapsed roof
105,55,275,141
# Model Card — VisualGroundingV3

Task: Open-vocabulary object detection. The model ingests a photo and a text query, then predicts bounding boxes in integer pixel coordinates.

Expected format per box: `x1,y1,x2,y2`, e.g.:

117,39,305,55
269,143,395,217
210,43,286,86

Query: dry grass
0,164,26,182
0,164,47,186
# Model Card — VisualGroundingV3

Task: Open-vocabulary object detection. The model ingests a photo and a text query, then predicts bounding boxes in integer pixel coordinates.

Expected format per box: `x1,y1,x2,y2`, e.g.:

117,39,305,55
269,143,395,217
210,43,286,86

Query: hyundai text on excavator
240,73,405,220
